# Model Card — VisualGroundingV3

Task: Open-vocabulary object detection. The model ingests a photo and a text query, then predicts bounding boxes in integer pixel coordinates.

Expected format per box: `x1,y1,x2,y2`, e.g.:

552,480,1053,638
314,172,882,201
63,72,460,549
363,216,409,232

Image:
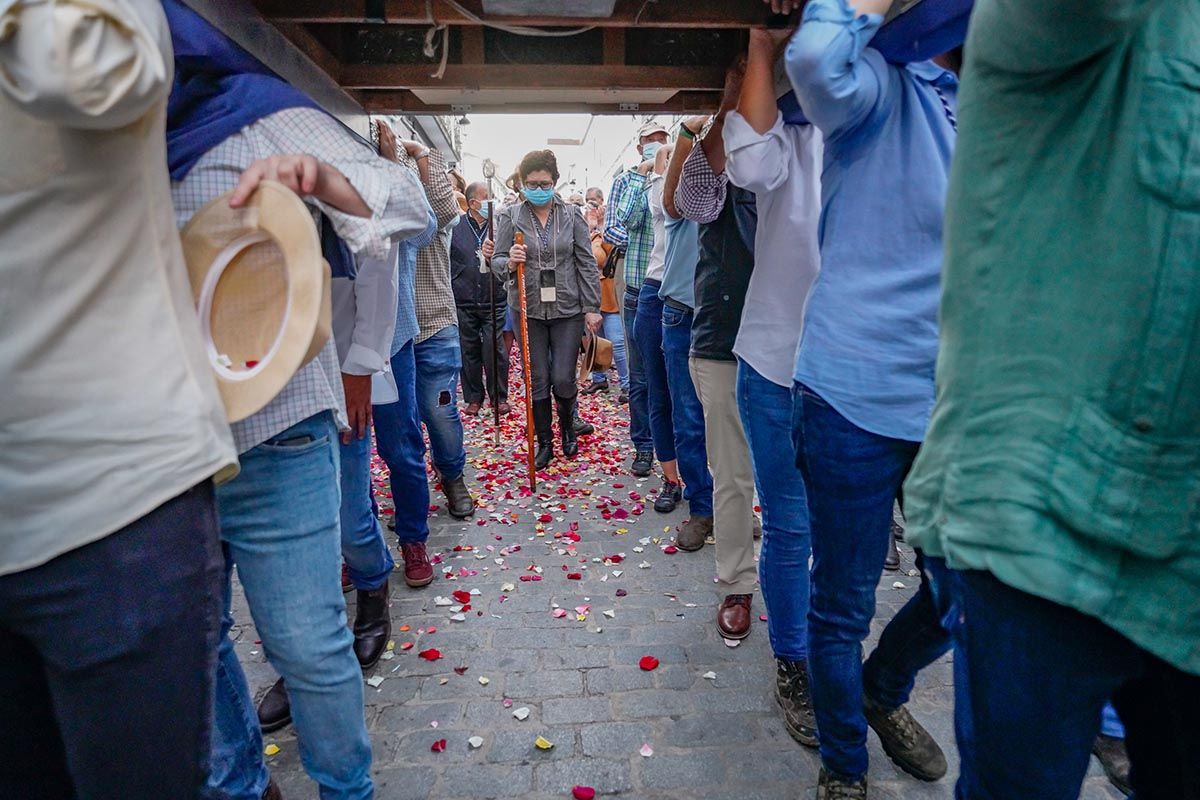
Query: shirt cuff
724,109,784,149
341,342,388,376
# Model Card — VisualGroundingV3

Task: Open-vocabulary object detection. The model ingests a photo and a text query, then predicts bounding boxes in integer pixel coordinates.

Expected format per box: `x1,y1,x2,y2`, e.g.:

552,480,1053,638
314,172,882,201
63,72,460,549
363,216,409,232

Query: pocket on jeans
661,307,685,328
259,432,332,457
797,384,830,408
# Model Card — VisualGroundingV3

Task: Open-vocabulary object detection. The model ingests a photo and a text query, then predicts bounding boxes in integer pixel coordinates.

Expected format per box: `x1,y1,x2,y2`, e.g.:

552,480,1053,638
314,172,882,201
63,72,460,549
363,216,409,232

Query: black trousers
0,482,223,800
457,304,510,405
522,313,584,401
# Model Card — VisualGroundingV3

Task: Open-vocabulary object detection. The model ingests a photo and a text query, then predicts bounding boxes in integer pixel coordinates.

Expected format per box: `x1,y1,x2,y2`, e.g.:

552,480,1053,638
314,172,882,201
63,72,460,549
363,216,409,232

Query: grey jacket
493,197,601,321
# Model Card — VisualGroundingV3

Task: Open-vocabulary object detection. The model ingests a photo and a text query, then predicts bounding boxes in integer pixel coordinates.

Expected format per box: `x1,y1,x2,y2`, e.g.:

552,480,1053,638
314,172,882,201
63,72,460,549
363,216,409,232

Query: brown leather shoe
675,516,713,552
352,580,391,669
400,542,434,588
717,594,752,639
262,779,283,800
464,402,482,416
257,678,291,733
497,402,512,415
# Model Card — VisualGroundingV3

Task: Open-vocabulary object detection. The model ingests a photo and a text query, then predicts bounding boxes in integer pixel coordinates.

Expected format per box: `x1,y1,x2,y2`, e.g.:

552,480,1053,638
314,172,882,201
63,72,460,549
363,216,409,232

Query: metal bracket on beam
364,0,386,23
451,104,474,113
619,102,640,111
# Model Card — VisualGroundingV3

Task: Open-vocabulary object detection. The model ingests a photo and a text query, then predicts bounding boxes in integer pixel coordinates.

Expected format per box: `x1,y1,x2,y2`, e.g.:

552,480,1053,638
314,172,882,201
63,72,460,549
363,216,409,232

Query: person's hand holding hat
230,154,371,218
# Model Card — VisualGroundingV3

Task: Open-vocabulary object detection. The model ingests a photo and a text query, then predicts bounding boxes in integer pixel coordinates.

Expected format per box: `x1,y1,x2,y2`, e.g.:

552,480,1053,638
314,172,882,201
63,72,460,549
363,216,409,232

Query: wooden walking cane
513,231,537,491
486,201,500,446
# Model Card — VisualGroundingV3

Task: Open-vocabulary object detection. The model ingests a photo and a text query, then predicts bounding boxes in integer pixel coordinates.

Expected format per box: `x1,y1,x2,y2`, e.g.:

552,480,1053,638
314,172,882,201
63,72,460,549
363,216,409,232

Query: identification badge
478,249,489,274
539,269,557,303
540,286,557,303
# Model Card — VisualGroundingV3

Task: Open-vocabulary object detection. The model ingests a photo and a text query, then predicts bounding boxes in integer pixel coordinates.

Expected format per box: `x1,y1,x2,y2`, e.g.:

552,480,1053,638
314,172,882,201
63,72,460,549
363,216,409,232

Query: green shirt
906,0,1200,676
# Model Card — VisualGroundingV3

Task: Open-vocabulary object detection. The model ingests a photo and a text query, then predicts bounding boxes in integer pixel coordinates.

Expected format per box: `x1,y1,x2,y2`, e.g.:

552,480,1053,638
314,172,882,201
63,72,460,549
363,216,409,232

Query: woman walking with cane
489,150,602,469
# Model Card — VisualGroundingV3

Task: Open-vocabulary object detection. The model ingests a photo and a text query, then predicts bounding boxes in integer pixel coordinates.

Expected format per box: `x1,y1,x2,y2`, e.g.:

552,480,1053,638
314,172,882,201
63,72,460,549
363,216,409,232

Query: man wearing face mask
605,122,670,478
452,182,510,416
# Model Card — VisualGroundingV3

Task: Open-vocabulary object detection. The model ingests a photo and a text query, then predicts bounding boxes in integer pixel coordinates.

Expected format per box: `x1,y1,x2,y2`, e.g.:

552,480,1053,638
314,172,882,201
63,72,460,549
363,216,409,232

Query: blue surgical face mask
474,201,490,219
524,187,555,206
641,141,663,163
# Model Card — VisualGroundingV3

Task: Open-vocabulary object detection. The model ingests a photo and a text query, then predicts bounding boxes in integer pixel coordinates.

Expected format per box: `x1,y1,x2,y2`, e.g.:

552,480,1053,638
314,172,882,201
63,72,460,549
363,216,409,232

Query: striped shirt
172,107,432,453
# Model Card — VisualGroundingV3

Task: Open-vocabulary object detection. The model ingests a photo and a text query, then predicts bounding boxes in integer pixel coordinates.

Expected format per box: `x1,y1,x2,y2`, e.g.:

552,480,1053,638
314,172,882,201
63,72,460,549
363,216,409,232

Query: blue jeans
414,325,466,481
623,287,651,451
0,483,222,800
339,429,394,591
1101,702,1126,739
373,341,430,545
792,384,952,781
632,282,676,463
592,310,630,389
737,360,810,661
941,564,1200,800
660,303,713,517
208,412,372,800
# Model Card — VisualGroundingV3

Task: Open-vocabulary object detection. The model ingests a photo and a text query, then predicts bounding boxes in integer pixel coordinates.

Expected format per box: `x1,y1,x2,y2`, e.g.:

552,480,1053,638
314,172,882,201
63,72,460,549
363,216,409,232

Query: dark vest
690,187,757,361
450,215,506,308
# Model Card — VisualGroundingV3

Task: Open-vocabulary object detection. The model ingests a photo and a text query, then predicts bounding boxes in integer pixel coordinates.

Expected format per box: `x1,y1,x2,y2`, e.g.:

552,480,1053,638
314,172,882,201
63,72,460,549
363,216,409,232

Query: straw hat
578,332,614,381
181,180,332,423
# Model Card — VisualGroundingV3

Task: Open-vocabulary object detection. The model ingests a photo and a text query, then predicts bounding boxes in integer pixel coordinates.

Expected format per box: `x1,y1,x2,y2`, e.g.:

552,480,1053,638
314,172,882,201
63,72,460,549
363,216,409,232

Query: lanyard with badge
529,204,558,304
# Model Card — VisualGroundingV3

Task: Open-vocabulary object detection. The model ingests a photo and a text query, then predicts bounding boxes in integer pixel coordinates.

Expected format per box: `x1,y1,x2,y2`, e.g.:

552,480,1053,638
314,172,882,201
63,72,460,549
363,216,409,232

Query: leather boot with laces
815,768,867,800
352,580,391,668
863,694,947,782
776,658,818,747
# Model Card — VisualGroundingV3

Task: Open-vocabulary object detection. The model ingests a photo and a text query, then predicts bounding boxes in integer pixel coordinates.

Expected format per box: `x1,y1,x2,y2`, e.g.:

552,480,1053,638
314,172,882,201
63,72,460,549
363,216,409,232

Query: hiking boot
443,474,475,519
863,694,947,782
815,769,867,799
1093,734,1132,796
400,542,434,588
580,378,610,395
884,528,900,572
631,449,654,477
676,515,712,551
572,413,594,437
257,678,291,733
653,480,682,513
776,658,819,747
717,594,752,639
352,581,391,668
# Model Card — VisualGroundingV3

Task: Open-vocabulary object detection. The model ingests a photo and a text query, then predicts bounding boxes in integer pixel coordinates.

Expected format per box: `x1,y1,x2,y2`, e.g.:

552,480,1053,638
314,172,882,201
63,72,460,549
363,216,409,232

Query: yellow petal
264,744,280,756
534,736,555,750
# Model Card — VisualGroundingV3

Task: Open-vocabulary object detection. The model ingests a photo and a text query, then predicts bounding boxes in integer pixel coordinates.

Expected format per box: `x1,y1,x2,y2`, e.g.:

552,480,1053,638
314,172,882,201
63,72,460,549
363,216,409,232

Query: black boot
257,677,292,733
556,395,579,457
352,580,391,669
533,399,554,469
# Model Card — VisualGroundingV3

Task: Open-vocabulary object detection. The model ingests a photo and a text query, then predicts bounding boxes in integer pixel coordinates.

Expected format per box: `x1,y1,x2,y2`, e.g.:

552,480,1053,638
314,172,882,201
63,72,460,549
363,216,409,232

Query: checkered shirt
172,107,432,453
675,141,729,225
603,168,654,291
396,148,461,343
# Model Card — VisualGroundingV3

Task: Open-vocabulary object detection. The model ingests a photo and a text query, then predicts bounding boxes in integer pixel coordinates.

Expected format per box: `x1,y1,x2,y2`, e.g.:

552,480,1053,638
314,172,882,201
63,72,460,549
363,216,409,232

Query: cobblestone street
230,388,1123,800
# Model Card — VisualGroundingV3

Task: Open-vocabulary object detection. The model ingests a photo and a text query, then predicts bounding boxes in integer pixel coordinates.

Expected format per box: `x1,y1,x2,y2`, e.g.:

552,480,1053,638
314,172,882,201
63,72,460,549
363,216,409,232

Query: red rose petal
452,590,472,604
567,573,582,581
639,655,660,671
663,545,678,554
431,739,446,753
418,648,442,661
615,588,628,597
572,787,596,800
538,513,553,523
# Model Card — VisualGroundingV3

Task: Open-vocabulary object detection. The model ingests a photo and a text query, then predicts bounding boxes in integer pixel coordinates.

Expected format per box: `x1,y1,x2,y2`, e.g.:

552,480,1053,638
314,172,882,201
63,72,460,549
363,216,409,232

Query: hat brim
182,181,325,423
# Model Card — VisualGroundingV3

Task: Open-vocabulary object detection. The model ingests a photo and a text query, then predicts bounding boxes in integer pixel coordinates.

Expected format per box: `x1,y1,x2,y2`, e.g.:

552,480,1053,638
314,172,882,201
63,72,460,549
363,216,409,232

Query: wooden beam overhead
342,63,727,91
357,89,723,114
254,0,777,28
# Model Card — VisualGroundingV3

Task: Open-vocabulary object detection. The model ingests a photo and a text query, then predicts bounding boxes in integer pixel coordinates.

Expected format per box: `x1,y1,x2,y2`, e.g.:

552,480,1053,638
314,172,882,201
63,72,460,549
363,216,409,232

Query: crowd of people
1,0,1197,799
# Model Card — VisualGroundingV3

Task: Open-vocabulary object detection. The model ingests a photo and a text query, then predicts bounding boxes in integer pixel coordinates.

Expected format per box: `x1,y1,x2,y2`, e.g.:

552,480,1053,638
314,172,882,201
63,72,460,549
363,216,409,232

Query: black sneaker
815,769,867,800
653,480,682,513
863,695,947,782
580,379,610,395
1093,734,1132,796
572,414,595,437
631,449,654,477
776,658,819,748
618,389,629,405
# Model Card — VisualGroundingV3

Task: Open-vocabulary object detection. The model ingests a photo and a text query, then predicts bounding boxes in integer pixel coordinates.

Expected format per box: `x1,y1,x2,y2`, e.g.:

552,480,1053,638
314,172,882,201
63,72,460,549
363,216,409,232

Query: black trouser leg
482,304,510,405
456,306,486,405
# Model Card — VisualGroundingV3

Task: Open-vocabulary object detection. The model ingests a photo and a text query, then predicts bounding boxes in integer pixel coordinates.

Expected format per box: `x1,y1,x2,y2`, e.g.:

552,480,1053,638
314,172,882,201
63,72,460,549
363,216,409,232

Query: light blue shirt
786,0,956,442
658,214,700,310
391,207,437,355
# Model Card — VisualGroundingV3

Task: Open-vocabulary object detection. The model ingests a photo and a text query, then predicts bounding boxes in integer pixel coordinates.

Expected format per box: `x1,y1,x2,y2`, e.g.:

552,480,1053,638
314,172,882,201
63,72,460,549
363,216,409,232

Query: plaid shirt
675,141,729,225
396,148,461,343
603,168,654,291
172,108,431,453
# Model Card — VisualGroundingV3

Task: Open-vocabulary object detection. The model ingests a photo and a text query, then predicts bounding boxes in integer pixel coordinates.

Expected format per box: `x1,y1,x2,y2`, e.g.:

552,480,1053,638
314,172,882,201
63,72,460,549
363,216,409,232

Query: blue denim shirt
391,207,437,355
658,214,700,310
786,0,956,442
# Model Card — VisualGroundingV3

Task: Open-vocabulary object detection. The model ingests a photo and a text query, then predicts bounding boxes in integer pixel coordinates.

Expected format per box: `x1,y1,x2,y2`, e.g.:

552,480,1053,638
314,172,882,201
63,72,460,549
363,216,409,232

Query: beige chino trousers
688,357,758,596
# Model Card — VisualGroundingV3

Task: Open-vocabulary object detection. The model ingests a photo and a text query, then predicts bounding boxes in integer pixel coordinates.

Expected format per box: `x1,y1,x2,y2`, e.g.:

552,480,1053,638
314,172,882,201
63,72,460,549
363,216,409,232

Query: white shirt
645,174,668,284
0,0,237,575
332,245,401,405
724,111,823,387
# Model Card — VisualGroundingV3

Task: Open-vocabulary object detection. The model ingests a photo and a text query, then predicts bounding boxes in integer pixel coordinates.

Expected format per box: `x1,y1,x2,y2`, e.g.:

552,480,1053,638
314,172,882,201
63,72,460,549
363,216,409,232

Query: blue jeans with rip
940,564,1200,800
339,428,394,591
592,310,630,389
737,360,810,661
623,287,652,451
792,384,952,782
632,281,676,463
207,412,372,800
373,340,430,545
414,325,467,481
660,303,712,517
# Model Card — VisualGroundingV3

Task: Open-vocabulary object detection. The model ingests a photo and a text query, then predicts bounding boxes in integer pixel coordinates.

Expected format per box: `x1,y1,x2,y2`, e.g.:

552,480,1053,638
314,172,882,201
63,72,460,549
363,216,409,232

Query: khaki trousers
688,357,758,596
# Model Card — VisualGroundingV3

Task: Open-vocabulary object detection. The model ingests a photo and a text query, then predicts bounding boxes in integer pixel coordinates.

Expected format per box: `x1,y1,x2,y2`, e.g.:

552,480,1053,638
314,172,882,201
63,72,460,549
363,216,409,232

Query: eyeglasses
524,181,554,190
